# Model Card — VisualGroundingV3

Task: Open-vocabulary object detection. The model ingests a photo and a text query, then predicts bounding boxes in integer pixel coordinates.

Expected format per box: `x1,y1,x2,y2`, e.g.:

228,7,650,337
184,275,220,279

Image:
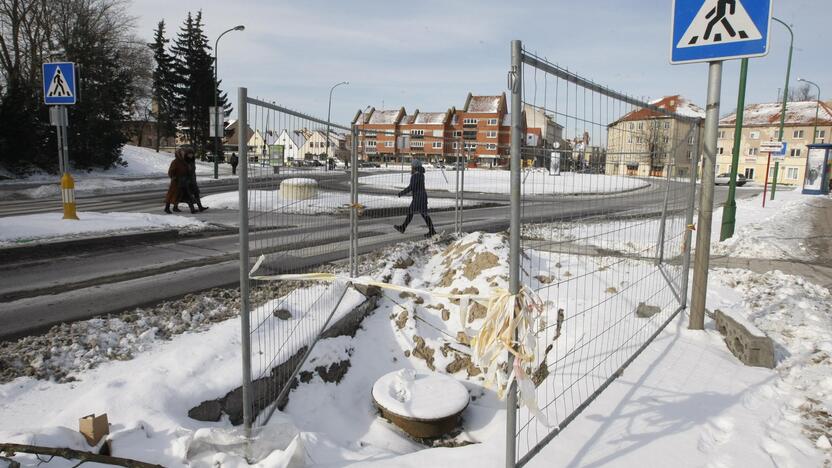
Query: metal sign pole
762,152,772,207
689,61,722,330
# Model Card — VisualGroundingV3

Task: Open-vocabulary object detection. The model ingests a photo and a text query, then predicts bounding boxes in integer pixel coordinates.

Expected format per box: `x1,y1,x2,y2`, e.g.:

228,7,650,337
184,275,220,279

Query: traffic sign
671,0,772,64
760,140,786,154
42,62,77,105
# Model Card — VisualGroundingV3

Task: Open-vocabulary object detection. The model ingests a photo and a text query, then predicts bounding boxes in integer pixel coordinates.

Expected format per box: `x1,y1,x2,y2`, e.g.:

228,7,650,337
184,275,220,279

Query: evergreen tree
149,20,177,152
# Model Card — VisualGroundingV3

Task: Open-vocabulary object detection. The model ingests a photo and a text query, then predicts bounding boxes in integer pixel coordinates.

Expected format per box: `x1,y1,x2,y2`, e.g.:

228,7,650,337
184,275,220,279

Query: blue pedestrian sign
42,62,77,105
671,0,772,64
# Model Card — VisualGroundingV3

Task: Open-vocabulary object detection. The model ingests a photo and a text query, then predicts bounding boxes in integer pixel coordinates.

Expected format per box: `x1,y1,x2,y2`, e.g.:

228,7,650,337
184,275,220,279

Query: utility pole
798,78,822,144
213,25,245,179
325,81,349,171
773,17,793,142
690,62,723,330
720,58,748,240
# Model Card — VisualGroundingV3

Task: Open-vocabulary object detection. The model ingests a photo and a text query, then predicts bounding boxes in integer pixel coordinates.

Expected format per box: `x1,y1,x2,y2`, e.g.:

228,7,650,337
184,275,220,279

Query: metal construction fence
234,38,702,467
507,41,701,466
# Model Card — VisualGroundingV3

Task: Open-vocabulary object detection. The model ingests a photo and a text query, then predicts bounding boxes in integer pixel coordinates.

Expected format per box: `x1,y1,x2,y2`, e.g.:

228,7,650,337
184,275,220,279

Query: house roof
413,111,449,125
720,101,832,127
615,95,705,123
464,93,506,114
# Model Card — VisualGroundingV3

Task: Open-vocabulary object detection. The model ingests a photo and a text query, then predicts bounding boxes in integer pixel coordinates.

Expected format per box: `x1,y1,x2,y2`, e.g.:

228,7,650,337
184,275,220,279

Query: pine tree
149,20,177,152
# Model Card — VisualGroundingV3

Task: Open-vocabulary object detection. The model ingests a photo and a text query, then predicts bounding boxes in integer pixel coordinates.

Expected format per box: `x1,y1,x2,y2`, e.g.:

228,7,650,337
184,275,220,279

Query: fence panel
509,44,700,466
236,89,357,430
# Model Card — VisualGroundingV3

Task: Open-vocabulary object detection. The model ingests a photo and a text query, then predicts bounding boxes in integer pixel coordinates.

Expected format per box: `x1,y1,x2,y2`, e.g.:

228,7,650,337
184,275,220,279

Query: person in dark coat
230,152,239,175
165,149,196,214
395,159,437,238
182,148,208,212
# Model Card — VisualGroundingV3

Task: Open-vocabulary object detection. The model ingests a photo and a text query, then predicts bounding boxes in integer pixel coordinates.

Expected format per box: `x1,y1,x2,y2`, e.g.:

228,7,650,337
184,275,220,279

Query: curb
0,229,181,263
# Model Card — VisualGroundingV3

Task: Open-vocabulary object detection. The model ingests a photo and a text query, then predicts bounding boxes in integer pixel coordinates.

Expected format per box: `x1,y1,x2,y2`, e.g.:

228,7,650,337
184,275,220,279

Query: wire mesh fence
509,43,701,466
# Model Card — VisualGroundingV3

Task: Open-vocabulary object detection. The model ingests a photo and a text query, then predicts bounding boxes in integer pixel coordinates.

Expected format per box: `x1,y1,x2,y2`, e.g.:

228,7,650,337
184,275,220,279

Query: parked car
714,173,747,186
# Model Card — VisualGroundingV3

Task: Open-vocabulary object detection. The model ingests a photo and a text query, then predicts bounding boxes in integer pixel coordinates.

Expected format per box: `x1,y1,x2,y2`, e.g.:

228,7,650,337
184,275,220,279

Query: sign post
671,0,772,330
43,62,78,220
760,140,786,207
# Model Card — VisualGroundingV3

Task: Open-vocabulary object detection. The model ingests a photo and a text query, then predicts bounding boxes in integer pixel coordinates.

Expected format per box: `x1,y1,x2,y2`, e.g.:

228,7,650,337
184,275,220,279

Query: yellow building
718,101,832,186
606,95,704,178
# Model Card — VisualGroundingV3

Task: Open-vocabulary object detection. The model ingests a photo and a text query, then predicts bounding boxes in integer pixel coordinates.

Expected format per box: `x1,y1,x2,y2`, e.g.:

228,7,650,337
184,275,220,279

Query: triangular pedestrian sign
47,67,73,98
678,0,762,48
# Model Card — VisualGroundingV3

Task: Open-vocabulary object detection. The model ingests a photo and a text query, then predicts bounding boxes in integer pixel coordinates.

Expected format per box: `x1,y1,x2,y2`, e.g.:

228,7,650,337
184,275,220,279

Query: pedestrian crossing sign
42,62,77,105
671,0,772,64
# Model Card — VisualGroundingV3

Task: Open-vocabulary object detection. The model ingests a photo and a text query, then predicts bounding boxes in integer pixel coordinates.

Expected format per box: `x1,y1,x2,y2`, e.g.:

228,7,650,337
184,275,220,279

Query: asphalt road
0,173,762,340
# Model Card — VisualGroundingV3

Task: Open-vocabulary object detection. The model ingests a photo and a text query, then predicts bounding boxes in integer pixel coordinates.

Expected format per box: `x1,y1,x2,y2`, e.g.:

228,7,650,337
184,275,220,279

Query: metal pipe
326,81,349,170
506,38,522,468
350,125,359,277
680,123,701,309
690,62,723,330
720,58,748,241
213,25,245,179
237,87,253,436
772,17,793,142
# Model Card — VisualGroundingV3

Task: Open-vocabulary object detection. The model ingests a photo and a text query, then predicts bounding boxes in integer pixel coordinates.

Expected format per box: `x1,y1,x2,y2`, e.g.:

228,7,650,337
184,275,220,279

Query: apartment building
451,93,511,167
606,95,704,177
400,109,454,162
717,101,832,186
352,107,406,163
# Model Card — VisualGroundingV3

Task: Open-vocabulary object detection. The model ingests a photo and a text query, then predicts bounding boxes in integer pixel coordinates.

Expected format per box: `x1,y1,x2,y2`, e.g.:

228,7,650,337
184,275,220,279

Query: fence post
506,38,522,468
350,126,358,277
455,147,461,234
680,123,701,308
237,87,253,436
690,62,723,329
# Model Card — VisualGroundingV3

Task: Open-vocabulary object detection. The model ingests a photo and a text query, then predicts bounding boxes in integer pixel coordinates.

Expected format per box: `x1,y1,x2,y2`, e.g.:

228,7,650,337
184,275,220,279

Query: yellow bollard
60,172,79,220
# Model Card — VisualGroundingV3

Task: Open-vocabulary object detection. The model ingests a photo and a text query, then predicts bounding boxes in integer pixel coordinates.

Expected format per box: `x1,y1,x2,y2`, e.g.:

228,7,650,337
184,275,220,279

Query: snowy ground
202,188,480,215
523,188,821,261
0,211,208,247
0,146,236,199
359,169,650,195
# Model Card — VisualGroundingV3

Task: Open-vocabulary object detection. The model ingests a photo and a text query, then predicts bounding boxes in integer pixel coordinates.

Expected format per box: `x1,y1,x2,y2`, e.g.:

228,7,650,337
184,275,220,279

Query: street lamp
213,24,245,179
798,78,822,144
325,81,349,171
772,17,793,142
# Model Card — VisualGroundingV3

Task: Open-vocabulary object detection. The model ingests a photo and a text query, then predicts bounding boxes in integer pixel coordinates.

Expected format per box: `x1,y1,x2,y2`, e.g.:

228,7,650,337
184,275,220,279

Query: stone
187,400,222,422
273,309,292,320
714,309,776,369
635,303,661,318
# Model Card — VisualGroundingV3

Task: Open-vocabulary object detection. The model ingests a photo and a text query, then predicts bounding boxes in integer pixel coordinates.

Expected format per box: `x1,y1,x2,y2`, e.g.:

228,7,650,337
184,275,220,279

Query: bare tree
788,83,816,101
637,118,671,176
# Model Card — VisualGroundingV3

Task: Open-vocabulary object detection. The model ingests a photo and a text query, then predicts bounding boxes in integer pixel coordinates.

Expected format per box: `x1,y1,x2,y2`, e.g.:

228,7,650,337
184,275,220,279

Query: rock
714,309,776,369
273,309,292,320
395,310,409,330
188,400,222,422
411,336,436,371
315,360,350,384
635,303,661,318
605,287,618,294
394,258,415,269
535,275,554,284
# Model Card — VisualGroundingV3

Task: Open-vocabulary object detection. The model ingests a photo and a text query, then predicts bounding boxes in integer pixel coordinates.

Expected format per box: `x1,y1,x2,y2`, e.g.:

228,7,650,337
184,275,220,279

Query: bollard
61,172,79,220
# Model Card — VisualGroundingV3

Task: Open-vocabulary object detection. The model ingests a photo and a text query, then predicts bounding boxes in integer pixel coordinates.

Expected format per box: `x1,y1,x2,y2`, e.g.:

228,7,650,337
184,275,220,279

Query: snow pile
708,267,832,464
360,170,650,195
372,369,469,420
0,211,208,247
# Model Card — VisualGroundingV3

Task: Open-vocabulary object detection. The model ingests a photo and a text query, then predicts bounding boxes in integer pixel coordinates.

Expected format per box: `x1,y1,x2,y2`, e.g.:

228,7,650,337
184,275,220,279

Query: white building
272,129,306,162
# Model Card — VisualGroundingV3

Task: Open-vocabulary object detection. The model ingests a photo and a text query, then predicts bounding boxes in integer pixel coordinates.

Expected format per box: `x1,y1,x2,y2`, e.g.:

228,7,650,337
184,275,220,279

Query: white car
714,173,747,186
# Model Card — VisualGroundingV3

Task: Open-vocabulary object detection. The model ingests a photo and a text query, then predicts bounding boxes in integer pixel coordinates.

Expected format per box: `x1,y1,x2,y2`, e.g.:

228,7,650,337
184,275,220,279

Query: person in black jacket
180,147,208,212
395,159,437,238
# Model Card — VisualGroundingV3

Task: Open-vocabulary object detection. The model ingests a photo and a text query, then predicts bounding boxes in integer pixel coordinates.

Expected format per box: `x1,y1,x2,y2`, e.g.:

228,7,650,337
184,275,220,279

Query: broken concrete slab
714,309,776,369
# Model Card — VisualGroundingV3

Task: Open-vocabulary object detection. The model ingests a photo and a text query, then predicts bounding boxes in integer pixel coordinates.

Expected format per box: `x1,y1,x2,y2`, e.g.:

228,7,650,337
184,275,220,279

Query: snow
721,101,832,126
466,95,502,114
372,370,469,420
0,211,208,247
202,189,476,213
360,169,650,195
281,177,318,186
368,109,402,125
412,112,448,125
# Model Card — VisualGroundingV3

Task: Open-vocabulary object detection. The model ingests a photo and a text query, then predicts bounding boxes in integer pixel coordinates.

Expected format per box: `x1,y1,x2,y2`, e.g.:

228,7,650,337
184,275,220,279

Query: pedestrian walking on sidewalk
230,152,239,175
394,159,437,238
184,148,208,212
165,148,197,214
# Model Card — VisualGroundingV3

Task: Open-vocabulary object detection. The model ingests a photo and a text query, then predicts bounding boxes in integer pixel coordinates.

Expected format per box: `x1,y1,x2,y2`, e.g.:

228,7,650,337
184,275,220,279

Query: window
717,147,724,155
636,136,643,144
750,131,760,139
452,142,459,149
627,136,633,143
411,141,424,148
793,130,805,139
747,147,758,155
401,129,410,135
689,135,694,144
486,143,497,150
463,130,477,139
366,140,376,148
664,121,671,129
464,142,477,151
487,118,498,125
628,122,634,130
816,129,826,139
463,118,478,125
637,122,644,130
365,130,377,137
412,129,424,137
744,168,755,179
663,136,670,143
718,130,726,139
790,148,801,157
787,167,799,179
432,141,442,149
384,141,394,148
486,131,497,138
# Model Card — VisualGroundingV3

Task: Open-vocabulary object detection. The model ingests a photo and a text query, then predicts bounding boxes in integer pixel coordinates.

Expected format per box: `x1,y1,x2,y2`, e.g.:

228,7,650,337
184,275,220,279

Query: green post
771,161,779,200
773,18,794,142
720,58,748,241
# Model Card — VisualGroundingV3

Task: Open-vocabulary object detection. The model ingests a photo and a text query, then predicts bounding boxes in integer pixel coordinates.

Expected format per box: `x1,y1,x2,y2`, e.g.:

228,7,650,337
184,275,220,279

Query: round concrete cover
372,369,469,421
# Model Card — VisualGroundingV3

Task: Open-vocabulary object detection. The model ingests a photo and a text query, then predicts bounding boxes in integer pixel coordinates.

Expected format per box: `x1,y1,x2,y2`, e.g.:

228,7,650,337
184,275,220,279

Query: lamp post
798,78,822,144
325,81,349,171
213,24,245,179
772,17,793,142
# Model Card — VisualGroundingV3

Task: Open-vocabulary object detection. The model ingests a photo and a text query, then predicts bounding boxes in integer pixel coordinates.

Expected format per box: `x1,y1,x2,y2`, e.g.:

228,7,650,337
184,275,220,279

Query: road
0,172,762,340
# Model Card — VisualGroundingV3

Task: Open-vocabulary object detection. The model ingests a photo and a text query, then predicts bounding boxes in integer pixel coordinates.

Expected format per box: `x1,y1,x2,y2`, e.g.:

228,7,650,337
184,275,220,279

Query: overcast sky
128,0,831,126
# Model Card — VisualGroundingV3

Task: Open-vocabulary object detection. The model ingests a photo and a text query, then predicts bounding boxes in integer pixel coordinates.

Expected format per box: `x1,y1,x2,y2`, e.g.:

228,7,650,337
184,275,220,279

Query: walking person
230,152,239,175
165,148,196,214
183,147,208,212
394,159,437,238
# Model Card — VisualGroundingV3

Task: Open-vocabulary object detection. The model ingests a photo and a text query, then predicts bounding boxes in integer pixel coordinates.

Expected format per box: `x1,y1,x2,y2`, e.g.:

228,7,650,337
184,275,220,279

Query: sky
128,0,831,127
